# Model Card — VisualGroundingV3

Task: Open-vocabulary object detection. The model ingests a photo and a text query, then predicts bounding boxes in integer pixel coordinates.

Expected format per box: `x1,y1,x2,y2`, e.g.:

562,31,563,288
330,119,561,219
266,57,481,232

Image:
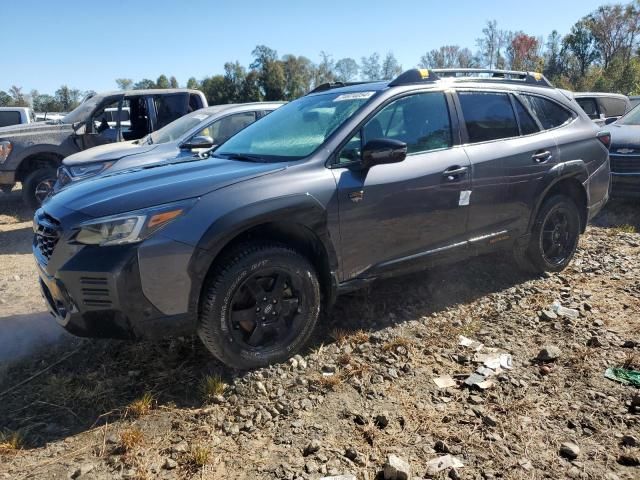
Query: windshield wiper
216,152,266,162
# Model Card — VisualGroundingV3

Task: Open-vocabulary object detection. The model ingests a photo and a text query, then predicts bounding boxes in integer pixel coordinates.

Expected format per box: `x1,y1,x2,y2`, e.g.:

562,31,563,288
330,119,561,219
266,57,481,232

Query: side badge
349,190,364,203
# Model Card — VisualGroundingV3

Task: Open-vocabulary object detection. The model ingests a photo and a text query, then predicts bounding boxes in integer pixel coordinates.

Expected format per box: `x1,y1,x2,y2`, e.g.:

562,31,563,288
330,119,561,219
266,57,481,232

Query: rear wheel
22,167,57,209
198,243,321,369
515,195,581,273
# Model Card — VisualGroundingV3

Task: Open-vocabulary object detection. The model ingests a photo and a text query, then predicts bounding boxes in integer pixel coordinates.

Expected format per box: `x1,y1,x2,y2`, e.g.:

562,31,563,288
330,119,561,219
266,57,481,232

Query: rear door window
197,112,257,145
522,95,573,130
0,111,21,127
458,91,519,143
154,94,188,129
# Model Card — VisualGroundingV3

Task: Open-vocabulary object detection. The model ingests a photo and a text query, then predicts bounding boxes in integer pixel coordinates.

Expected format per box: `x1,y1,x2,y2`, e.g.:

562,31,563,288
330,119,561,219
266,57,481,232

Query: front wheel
22,167,57,209
516,194,581,273
198,243,321,369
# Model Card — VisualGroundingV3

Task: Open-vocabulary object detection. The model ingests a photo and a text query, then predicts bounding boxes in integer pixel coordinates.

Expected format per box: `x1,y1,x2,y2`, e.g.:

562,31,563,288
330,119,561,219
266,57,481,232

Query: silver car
55,102,284,189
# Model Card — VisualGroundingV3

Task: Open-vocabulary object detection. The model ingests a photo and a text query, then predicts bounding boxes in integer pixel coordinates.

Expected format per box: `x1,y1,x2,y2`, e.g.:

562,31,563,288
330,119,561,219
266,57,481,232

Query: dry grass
566,346,593,377
313,373,343,391
127,392,155,417
609,224,637,235
0,429,24,455
622,351,639,370
189,444,211,467
119,428,145,452
349,330,371,345
330,328,370,345
337,352,352,366
382,336,414,353
200,375,226,400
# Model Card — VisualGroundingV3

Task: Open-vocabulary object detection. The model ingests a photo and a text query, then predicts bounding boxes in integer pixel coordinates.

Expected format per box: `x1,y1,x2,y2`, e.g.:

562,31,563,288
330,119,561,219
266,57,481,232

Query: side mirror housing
181,135,214,150
360,138,407,169
72,121,87,135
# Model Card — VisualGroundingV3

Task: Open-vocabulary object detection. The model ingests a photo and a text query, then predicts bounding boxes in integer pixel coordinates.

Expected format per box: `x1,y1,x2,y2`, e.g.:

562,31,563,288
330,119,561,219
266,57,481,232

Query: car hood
0,121,72,139
45,157,286,218
63,141,159,165
609,124,640,148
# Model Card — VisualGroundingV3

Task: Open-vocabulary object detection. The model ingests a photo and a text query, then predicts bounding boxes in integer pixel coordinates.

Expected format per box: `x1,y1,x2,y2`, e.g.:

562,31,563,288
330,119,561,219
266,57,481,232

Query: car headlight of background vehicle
73,199,197,246
0,141,12,164
68,161,115,179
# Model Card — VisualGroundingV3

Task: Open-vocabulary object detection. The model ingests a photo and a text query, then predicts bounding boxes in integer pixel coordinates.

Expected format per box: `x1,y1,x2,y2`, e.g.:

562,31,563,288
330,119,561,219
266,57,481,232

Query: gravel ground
0,191,638,480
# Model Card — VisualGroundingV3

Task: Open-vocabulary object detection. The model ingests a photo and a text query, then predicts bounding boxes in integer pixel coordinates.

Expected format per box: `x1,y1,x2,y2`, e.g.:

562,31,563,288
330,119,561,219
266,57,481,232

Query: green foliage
115,78,133,90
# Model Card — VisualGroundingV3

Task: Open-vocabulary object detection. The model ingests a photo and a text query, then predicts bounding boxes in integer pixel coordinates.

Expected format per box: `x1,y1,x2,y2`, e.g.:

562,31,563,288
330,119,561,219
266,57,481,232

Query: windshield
215,91,376,161
61,95,110,124
617,104,640,126
148,110,215,144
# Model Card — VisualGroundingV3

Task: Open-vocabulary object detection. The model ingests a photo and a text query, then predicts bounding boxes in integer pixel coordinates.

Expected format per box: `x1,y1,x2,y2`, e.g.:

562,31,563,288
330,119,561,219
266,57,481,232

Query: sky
1,0,609,94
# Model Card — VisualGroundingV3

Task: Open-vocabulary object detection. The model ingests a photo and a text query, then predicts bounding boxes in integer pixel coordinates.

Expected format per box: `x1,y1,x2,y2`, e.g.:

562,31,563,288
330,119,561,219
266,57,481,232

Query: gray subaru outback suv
34,68,610,368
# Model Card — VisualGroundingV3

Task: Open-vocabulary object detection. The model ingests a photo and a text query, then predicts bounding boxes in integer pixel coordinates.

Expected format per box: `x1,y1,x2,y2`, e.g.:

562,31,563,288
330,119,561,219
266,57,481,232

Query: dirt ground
0,187,639,480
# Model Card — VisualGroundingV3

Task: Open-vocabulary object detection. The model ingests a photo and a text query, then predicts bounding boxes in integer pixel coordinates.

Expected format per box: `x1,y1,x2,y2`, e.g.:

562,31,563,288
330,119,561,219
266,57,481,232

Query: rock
426,455,464,475
621,434,638,447
617,452,640,466
539,365,552,375
586,336,605,347
434,440,450,453
559,441,580,460
163,458,177,470
537,345,562,362
540,310,558,321
622,340,637,348
482,414,498,428
468,395,484,405
304,439,321,456
71,464,95,479
383,454,411,480
320,475,356,480
171,441,188,453
255,381,268,395
344,446,360,461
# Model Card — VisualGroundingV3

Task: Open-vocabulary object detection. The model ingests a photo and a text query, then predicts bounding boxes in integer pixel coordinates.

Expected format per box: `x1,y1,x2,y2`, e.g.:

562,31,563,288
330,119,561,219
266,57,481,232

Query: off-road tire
516,194,581,273
22,167,57,209
198,243,321,369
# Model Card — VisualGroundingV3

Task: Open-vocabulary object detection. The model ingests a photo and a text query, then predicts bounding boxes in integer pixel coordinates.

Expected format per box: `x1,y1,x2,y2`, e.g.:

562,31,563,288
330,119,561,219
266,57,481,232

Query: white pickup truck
0,107,37,128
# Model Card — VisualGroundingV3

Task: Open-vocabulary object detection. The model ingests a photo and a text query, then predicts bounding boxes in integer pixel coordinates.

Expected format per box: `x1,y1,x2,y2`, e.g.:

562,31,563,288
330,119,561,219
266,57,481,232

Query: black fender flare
187,193,338,312
527,159,589,232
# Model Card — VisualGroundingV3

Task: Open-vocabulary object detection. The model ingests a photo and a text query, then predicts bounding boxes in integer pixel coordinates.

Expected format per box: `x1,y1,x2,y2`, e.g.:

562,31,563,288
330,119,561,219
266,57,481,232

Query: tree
201,75,228,104
115,78,133,90
586,3,640,68
360,53,381,80
507,33,541,71
156,75,170,89
186,77,200,90
419,45,476,68
240,70,262,102
0,91,11,107
31,90,60,112
9,86,28,107
282,54,314,99
381,52,402,80
223,61,247,102
169,76,179,88
543,30,566,79
477,20,506,68
563,20,600,77
133,79,157,89
334,58,359,82
314,51,336,85
250,45,286,100
54,85,81,111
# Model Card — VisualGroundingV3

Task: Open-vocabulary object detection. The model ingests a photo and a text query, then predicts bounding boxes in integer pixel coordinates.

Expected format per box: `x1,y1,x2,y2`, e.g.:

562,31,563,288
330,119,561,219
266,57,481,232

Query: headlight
68,161,114,179
0,141,12,163
73,199,196,246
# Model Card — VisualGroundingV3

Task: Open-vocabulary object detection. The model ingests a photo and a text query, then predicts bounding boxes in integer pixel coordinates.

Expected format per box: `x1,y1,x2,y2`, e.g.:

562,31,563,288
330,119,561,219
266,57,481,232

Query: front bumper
35,240,195,340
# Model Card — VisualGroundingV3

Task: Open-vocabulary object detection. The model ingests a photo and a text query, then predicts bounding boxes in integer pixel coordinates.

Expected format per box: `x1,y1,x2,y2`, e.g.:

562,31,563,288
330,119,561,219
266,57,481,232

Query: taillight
597,131,611,149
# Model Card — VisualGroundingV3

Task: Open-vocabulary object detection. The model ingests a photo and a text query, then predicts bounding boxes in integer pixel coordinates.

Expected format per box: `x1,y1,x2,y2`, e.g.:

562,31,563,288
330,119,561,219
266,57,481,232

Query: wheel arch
189,195,339,317
530,165,589,234
16,151,63,182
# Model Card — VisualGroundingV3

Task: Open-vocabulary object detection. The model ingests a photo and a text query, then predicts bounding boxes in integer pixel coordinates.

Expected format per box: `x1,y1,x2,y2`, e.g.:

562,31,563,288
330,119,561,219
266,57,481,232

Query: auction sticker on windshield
333,92,375,102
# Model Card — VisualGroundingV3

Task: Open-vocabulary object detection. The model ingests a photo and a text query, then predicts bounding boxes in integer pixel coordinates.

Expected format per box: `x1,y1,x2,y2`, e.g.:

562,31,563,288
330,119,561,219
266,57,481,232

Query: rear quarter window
154,94,188,129
458,91,519,143
522,95,573,130
576,98,599,119
0,111,22,127
599,97,628,117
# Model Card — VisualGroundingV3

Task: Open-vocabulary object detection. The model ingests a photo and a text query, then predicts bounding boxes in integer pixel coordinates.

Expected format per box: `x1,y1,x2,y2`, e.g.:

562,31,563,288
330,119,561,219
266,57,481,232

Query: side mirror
604,116,619,125
181,135,214,150
361,138,407,169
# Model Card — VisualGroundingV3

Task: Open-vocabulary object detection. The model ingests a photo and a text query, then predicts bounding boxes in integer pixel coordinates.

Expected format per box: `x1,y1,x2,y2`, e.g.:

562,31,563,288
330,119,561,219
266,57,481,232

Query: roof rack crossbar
430,68,552,87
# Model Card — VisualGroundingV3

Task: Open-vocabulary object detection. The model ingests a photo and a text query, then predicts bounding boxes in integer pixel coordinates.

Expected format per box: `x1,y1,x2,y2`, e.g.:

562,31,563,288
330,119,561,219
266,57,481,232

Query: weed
119,428,144,452
189,444,210,467
0,429,24,455
200,375,226,400
127,392,155,417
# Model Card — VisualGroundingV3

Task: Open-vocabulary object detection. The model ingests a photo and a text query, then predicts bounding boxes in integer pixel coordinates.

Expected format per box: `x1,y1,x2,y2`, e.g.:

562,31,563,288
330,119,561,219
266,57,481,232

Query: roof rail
306,81,373,95
430,68,553,87
388,69,440,86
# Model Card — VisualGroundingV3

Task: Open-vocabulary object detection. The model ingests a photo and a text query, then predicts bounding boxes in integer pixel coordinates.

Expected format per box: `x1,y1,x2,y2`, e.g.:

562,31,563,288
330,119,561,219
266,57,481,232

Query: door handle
532,150,552,163
442,166,468,181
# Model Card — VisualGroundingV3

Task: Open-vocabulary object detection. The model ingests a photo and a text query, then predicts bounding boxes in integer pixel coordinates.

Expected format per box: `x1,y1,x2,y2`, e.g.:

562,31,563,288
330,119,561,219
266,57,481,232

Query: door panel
334,147,471,280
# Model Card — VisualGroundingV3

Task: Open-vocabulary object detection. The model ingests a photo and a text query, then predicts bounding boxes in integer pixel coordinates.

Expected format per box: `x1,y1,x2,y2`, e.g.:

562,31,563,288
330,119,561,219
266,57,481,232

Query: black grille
34,213,60,262
610,154,640,174
80,276,113,307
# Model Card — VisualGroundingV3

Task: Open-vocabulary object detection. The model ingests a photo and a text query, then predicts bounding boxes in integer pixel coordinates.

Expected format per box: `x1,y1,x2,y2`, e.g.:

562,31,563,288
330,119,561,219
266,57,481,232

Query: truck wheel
516,195,581,273
198,243,321,369
22,167,57,209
